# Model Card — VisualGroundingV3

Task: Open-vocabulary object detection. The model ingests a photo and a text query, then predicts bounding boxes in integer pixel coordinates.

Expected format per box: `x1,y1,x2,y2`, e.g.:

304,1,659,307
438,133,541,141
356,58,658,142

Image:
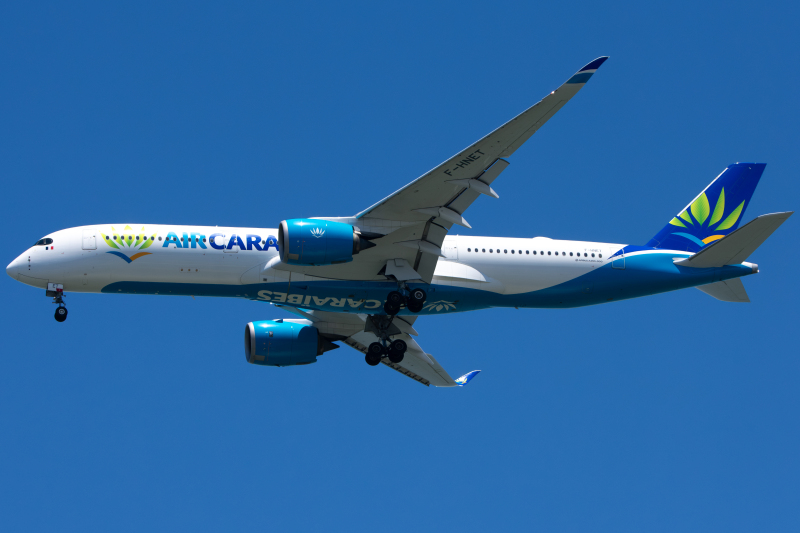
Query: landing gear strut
49,285,68,322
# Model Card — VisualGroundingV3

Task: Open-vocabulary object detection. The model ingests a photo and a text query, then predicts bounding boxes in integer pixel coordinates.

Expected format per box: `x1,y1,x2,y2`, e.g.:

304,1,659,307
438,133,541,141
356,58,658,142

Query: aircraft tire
383,301,400,315
365,352,382,366
388,349,404,364
54,307,68,322
387,291,405,305
406,300,423,313
390,339,407,354
409,288,426,303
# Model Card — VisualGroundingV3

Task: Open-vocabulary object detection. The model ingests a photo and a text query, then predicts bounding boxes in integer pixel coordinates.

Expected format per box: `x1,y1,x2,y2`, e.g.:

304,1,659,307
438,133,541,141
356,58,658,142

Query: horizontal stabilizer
696,278,750,302
675,212,792,268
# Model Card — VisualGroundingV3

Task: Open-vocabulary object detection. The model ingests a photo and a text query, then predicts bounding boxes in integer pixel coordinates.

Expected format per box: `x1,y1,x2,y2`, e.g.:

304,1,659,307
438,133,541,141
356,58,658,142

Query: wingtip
454,370,481,386
579,56,609,72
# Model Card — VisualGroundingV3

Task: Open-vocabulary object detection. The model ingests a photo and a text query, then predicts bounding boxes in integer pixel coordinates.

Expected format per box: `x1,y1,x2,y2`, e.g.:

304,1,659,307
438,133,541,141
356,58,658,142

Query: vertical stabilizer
647,163,765,252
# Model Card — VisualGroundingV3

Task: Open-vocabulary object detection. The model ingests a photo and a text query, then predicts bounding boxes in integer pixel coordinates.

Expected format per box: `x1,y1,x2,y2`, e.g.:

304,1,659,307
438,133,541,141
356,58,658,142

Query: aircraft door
218,235,238,253
443,238,458,261
611,247,625,269
82,229,97,250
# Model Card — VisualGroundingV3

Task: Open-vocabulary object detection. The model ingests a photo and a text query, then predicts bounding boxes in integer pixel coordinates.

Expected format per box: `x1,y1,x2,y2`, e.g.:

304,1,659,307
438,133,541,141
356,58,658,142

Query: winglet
567,56,609,84
454,370,481,386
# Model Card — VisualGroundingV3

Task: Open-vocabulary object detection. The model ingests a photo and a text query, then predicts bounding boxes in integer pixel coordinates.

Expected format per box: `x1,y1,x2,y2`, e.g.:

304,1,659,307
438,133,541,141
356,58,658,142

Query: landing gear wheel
407,288,426,313
54,307,68,322
406,300,423,313
365,353,381,366
368,342,385,357
383,301,401,315
390,339,407,354
388,349,404,364
409,288,426,303
387,291,405,306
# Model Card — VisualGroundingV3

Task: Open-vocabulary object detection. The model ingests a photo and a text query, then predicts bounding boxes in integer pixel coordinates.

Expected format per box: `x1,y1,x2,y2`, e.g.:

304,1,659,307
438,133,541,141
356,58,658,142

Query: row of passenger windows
105,235,270,245
466,247,601,258
106,235,198,242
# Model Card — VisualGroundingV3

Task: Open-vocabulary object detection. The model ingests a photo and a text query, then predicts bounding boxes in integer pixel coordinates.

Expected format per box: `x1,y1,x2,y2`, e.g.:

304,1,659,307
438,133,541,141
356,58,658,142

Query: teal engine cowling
244,320,338,367
278,218,375,266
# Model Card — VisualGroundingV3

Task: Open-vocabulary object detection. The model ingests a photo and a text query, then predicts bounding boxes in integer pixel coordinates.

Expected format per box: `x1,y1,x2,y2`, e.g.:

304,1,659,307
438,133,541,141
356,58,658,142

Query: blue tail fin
646,163,766,252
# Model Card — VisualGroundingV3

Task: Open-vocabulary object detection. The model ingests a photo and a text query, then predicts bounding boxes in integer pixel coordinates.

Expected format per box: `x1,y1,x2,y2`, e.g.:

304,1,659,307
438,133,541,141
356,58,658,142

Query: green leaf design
691,193,710,225
100,232,119,249
679,210,693,225
716,200,745,230
669,217,686,227
139,232,157,250
708,188,725,226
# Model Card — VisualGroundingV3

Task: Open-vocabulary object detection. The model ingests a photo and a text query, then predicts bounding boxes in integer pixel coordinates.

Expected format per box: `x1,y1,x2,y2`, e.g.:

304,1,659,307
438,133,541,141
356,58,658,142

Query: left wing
276,306,479,387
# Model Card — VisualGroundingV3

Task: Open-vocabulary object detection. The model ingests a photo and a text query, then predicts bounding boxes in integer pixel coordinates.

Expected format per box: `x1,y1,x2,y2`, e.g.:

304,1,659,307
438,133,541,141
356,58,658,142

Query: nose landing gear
47,283,68,322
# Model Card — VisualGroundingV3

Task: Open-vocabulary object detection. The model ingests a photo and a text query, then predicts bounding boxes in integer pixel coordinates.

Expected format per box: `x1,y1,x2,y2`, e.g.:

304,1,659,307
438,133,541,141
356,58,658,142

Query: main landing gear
383,286,427,315
363,314,409,366
365,338,408,366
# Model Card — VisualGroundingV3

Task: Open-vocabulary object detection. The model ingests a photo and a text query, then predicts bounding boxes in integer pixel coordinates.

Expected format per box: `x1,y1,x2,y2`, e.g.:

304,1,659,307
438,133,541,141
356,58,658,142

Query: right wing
354,56,610,223
276,305,478,387
272,57,609,284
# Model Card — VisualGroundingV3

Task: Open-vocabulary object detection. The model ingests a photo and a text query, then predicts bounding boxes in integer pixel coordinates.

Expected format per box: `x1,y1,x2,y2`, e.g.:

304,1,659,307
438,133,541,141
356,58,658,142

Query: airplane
6,57,793,388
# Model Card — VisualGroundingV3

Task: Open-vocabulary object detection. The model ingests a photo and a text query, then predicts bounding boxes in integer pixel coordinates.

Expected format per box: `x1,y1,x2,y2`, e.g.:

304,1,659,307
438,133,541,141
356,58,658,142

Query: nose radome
6,256,22,280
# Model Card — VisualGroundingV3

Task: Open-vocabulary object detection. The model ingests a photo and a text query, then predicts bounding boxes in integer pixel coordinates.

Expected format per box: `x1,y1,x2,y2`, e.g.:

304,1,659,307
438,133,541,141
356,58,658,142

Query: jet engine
278,218,375,266
244,319,338,367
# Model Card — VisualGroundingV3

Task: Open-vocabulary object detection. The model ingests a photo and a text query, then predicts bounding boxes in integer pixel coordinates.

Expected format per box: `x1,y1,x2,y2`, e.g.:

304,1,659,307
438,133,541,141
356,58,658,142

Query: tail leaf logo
668,187,745,246
99,225,157,263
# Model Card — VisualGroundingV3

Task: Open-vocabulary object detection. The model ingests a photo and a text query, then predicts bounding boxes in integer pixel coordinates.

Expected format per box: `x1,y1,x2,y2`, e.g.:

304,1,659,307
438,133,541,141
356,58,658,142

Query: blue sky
1,1,798,531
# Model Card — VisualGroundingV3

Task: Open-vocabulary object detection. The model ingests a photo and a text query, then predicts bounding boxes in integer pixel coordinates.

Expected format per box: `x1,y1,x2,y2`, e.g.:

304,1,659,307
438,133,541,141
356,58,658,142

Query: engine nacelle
278,218,374,266
245,320,336,367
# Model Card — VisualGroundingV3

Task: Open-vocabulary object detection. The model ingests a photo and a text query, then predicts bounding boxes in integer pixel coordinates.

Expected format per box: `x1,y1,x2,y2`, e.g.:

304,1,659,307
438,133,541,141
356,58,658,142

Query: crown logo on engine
310,227,325,238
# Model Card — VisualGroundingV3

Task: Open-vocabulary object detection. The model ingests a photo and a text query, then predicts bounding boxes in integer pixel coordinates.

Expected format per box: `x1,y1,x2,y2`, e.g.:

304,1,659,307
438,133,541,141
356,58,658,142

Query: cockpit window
34,238,53,246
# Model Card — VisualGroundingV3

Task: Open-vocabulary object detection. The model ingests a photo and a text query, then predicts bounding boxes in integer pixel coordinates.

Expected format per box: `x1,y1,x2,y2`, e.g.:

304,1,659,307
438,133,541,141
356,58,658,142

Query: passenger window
158,237,162,241
569,252,573,256
504,249,507,253
511,250,514,254
584,253,588,257
591,253,595,257
599,254,602,258
548,251,551,255
468,248,471,252
482,248,485,252
526,251,530,254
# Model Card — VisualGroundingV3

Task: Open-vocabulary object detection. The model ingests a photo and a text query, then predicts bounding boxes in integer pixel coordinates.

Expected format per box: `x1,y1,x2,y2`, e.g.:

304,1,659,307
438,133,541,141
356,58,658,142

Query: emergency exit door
82,229,97,250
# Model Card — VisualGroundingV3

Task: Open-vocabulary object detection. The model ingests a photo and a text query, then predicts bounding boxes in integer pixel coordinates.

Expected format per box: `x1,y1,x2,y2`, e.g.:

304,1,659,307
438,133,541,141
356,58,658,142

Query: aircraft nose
6,256,22,280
